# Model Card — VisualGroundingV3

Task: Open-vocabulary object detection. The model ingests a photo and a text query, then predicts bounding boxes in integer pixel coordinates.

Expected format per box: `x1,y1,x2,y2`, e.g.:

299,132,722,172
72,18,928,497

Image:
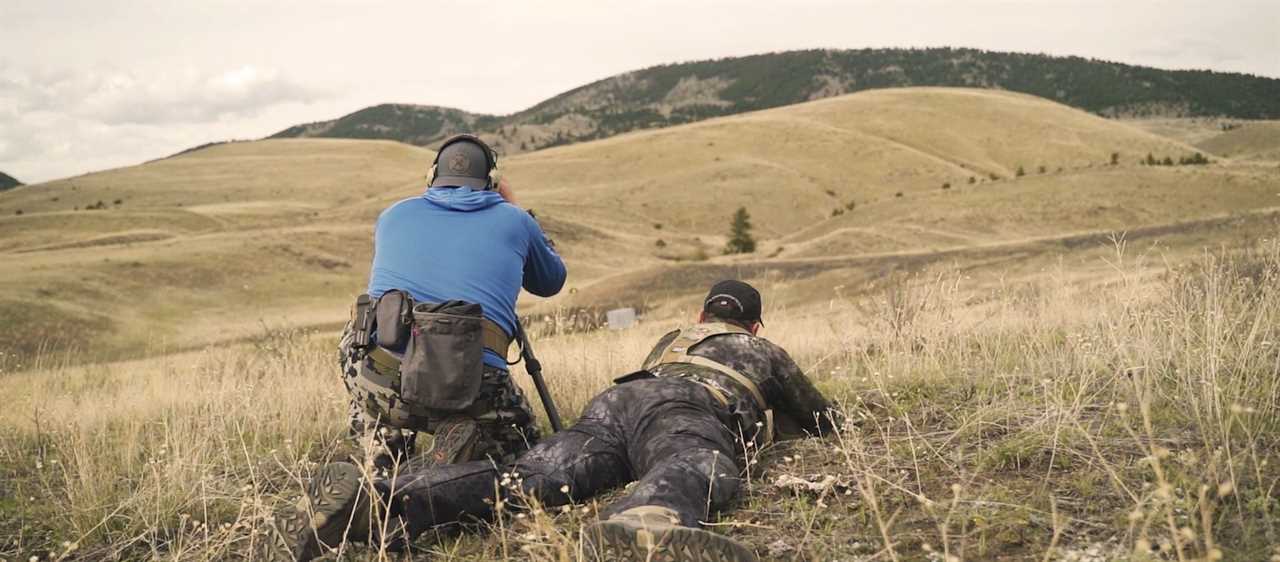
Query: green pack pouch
400,300,485,412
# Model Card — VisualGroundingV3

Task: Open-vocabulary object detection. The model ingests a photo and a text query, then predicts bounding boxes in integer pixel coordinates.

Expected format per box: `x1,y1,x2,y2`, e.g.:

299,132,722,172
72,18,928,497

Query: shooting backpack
641,322,774,446
347,290,512,428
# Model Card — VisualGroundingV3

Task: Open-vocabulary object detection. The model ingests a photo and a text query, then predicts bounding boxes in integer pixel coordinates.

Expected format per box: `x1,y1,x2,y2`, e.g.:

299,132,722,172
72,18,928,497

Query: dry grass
2,238,1278,561
1195,122,1280,163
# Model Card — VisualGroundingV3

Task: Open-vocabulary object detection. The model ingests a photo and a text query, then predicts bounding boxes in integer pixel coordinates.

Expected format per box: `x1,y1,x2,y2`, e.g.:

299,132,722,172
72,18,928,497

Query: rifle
516,324,564,432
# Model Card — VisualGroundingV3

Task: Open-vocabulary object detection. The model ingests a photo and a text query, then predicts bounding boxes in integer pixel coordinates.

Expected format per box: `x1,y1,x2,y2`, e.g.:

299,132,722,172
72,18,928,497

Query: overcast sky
1,0,1276,184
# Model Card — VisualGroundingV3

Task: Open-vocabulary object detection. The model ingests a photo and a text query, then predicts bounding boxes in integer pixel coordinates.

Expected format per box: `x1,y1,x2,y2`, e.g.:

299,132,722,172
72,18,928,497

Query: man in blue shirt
340,134,566,470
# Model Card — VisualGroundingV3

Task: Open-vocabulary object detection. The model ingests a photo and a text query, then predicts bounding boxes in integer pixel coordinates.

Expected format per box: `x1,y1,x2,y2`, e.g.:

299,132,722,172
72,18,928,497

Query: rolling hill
2,87,1277,367
269,47,1280,157
1195,121,1280,161
271,104,500,146
0,171,21,191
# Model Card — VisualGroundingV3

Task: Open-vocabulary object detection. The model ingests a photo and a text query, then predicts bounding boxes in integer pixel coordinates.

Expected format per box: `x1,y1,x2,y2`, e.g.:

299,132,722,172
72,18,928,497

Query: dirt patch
18,231,174,253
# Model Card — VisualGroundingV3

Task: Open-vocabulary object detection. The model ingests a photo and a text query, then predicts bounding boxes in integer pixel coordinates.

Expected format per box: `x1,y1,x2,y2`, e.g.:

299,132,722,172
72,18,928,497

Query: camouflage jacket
641,325,835,436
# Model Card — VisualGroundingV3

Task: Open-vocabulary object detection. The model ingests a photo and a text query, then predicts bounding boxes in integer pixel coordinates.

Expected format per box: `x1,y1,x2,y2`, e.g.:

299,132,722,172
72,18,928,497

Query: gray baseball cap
430,135,496,190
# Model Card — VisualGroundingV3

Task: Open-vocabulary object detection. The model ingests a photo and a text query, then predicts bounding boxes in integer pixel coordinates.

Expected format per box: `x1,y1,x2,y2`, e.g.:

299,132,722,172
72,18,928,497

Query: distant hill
5,87,1280,364
0,171,21,191
270,104,501,146
270,47,1280,155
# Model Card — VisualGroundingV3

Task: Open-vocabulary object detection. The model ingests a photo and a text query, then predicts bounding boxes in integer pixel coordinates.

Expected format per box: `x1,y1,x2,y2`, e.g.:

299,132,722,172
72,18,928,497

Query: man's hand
496,177,517,205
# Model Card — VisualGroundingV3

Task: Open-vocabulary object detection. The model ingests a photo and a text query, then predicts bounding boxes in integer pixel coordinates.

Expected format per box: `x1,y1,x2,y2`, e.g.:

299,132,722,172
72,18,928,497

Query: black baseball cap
703,280,763,325
430,135,496,190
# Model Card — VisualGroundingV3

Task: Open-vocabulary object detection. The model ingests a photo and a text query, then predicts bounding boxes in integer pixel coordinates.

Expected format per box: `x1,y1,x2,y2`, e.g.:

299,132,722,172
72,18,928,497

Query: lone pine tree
724,206,757,255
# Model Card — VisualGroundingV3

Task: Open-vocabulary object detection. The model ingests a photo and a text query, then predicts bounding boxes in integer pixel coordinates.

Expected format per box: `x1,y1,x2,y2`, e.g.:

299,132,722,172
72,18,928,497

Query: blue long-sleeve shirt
367,186,567,369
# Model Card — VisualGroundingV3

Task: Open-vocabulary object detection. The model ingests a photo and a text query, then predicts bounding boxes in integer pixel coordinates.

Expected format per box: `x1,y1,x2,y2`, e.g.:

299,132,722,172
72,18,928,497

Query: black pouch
374,290,413,351
400,300,485,412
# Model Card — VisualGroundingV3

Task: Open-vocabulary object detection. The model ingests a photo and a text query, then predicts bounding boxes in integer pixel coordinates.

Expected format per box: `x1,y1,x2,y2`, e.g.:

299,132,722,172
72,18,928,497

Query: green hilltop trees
0,171,22,191
268,48,1280,153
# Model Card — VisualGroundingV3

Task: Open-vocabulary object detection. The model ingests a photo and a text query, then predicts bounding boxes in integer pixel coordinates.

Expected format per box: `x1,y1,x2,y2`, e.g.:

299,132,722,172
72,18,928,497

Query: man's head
429,134,499,190
699,279,763,334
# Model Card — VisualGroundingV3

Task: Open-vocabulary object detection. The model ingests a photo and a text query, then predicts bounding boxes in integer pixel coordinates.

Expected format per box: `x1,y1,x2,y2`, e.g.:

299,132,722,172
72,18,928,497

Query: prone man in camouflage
281,280,834,562
341,134,566,470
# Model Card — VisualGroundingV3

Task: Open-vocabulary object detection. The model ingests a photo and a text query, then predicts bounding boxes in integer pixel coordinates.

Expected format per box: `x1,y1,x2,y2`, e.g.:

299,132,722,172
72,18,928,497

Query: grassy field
2,87,1280,561
2,237,1278,561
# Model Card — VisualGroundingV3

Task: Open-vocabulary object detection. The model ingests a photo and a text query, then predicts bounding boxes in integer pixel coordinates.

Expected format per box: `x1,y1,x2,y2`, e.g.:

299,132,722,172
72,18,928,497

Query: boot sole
421,419,480,467
293,463,366,561
586,519,758,562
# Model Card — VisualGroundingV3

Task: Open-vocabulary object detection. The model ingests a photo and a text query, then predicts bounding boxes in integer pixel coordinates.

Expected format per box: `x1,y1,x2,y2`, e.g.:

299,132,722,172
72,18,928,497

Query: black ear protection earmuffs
428,134,502,190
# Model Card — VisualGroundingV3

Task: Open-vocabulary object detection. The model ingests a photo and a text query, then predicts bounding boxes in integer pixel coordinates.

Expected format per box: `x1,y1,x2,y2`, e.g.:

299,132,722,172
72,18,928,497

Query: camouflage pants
377,377,743,540
338,324,541,469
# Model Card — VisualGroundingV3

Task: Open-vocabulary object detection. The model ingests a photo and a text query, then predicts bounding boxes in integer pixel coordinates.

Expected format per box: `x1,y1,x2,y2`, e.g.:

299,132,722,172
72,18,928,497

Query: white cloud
0,63,324,125
0,62,328,182
1,0,1275,183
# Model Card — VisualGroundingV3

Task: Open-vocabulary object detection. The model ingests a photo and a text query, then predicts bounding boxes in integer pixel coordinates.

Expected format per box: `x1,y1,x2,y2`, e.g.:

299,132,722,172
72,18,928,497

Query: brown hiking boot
420,417,481,467
268,462,371,562
586,506,758,562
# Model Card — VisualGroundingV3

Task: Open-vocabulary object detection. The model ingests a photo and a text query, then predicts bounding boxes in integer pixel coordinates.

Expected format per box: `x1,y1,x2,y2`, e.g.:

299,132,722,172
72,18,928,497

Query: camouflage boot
268,463,372,562
586,505,758,562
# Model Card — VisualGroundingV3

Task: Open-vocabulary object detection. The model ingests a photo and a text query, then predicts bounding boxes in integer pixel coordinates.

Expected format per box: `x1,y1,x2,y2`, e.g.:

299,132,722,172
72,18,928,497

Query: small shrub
895,191,904,198
1110,152,1119,165
1037,165,1046,174
968,176,976,185
1016,165,1026,177
845,201,856,211
831,208,844,217
654,239,666,248
824,189,837,197
14,209,22,216
989,172,1000,180
941,182,951,190
653,223,663,230
1179,152,1211,165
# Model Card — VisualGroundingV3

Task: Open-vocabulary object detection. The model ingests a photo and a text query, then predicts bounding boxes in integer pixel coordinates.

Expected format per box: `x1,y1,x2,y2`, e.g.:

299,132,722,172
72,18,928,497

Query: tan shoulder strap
645,322,766,408
644,322,774,447
681,355,768,411
645,322,751,369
